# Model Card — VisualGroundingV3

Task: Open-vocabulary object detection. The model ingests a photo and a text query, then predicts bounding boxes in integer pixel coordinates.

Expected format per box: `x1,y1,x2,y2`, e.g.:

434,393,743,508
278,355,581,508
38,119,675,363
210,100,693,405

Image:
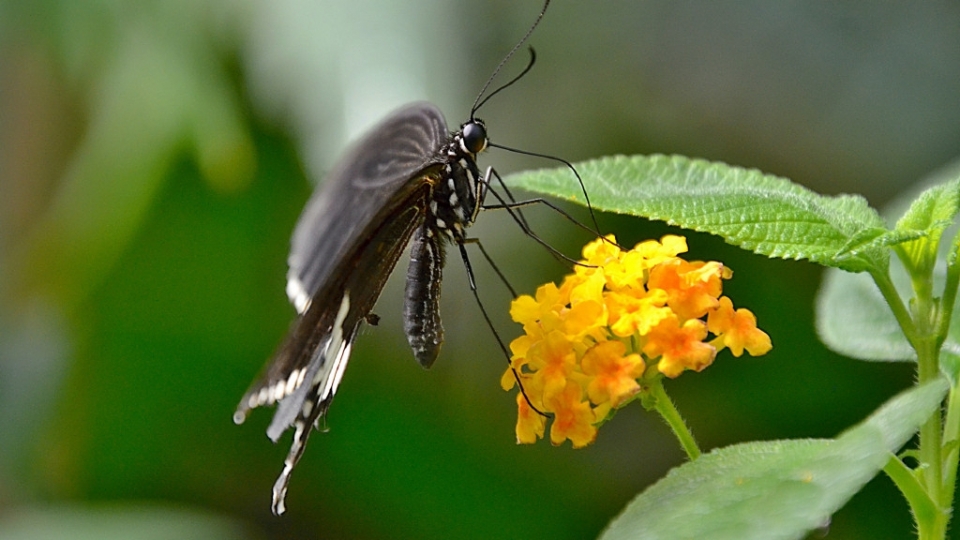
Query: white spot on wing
285,369,301,396
286,277,311,314
322,342,352,406
308,292,353,404
272,381,286,403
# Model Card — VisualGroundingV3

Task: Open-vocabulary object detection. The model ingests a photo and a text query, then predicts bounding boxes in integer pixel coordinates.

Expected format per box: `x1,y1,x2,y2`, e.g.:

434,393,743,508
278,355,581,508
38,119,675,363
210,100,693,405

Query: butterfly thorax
427,120,488,243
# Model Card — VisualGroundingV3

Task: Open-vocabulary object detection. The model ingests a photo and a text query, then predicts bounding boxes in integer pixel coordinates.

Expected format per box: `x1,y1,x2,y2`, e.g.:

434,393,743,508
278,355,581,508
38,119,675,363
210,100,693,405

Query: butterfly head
458,119,488,155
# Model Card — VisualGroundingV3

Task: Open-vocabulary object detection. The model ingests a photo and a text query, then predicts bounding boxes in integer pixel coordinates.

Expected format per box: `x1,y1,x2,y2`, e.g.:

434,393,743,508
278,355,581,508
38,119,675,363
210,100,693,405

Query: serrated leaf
893,176,960,276
506,155,887,272
895,176,960,239
816,160,960,363
598,380,947,540
835,228,927,260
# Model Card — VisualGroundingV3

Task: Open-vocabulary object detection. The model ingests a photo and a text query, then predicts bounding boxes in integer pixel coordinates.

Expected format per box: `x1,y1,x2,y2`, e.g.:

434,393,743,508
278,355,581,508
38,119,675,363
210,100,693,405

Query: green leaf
598,379,948,540
815,267,914,361
941,350,960,387
896,177,960,234
894,176,960,274
506,155,888,272
816,160,960,362
835,228,927,261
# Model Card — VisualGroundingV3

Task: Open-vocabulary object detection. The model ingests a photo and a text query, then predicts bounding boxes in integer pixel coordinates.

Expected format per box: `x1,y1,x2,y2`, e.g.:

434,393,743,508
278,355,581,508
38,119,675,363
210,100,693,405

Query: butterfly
234,1,554,516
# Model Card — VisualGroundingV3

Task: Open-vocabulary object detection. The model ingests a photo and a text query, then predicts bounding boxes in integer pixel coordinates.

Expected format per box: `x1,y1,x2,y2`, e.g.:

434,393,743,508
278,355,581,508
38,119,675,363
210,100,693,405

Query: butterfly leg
456,241,547,417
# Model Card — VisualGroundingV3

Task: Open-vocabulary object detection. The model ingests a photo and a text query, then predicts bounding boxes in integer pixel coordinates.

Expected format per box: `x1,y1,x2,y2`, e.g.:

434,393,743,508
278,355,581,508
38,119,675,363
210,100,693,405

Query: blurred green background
2,1,959,539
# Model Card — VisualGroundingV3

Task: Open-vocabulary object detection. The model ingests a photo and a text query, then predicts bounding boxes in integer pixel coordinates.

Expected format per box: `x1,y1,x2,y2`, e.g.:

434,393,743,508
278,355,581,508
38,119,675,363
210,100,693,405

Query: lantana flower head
503,235,772,447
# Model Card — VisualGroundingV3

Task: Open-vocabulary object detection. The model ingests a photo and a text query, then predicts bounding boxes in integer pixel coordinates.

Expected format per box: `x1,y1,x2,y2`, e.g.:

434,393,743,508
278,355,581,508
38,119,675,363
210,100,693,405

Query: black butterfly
234,104,491,513
234,1,555,516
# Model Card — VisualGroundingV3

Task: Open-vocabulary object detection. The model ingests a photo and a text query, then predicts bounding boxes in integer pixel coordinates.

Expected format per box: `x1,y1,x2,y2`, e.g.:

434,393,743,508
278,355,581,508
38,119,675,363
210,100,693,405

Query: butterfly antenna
471,0,551,119
473,48,537,117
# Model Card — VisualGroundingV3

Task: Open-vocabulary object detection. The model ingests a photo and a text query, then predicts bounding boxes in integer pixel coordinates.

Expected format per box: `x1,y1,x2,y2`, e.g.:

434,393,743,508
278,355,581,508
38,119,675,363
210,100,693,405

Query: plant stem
649,378,701,460
936,242,960,533
916,339,947,540
870,269,919,340
884,455,939,539
935,242,960,345
872,265,950,540
941,384,960,527
912,289,946,540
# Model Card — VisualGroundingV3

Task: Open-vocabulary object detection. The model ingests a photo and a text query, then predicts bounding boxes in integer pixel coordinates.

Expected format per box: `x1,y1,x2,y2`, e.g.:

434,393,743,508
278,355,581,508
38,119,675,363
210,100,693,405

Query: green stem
873,267,942,483
937,244,960,512
935,242,960,345
869,268,919,340
939,383,960,535
649,378,701,460
884,454,939,540
912,299,945,529
934,232,960,537
937,242,960,523
917,337,944,496
871,265,949,539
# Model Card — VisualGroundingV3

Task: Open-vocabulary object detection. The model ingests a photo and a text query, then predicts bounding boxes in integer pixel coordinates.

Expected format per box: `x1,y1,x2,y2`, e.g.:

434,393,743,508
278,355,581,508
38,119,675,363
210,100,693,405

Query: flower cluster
502,235,772,448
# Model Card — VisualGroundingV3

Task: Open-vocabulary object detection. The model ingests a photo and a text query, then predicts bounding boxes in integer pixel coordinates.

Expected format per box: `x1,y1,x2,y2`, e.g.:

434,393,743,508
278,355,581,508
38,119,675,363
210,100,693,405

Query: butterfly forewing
286,103,448,313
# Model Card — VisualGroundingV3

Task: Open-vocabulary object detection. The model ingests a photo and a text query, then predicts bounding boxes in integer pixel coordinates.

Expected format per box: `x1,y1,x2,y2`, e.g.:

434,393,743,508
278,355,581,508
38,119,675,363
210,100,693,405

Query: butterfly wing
287,102,450,314
234,102,450,514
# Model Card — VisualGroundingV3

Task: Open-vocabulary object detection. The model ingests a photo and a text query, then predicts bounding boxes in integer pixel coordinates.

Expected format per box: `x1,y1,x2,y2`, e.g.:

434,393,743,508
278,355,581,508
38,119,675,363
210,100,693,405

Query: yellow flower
648,259,727,320
514,382,546,444
581,340,645,407
606,288,671,338
546,381,597,448
503,235,772,448
708,296,773,357
643,315,716,378
580,234,622,268
510,282,564,335
530,330,577,400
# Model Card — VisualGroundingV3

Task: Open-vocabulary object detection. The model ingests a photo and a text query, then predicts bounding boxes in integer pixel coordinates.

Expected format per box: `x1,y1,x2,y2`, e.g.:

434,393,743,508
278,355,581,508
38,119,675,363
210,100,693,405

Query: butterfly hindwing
261,199,430,514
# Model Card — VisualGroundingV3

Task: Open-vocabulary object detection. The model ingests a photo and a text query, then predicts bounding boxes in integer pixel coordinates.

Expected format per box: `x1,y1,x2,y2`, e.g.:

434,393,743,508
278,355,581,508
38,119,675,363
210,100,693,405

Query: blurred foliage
1,1,958,539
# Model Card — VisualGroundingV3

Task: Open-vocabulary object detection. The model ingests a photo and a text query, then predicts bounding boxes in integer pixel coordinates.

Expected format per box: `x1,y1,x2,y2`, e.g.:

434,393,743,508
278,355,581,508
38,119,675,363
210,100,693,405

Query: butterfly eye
462,121,488,154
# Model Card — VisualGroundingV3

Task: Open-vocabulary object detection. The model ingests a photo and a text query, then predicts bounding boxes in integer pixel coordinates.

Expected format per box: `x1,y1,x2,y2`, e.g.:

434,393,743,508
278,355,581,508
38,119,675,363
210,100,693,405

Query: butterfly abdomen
404,226,446,368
